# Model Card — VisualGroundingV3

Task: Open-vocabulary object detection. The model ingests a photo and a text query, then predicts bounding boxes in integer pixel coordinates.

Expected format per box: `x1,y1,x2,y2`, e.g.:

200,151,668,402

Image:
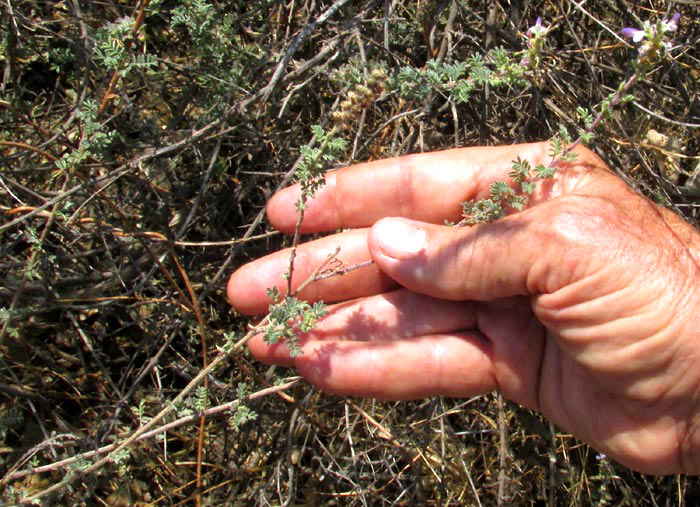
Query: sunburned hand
227,142,700,475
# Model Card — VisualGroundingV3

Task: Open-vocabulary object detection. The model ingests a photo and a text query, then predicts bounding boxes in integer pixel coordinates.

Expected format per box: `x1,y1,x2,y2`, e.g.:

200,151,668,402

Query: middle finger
228,228,394,315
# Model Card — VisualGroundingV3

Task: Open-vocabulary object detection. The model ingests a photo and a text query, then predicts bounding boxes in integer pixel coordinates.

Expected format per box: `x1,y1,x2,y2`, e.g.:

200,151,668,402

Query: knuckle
539,195,623,250
528,196,629,292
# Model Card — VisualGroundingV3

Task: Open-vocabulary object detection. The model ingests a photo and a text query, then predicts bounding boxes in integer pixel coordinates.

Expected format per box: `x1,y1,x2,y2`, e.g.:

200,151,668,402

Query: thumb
367,216,549,301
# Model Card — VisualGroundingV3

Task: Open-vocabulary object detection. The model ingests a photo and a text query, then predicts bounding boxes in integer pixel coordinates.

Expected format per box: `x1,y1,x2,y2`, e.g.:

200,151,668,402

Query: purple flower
663,12,681,32
527,17,546,38
620,27,645,42
621,13,680,57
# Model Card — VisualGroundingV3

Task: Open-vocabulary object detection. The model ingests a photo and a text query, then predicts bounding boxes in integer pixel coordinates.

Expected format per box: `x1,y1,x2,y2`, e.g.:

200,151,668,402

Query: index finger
267,142,609,234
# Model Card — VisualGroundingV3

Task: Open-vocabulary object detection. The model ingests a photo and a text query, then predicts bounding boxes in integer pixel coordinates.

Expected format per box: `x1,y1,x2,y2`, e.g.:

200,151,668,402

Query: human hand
227,142,700,474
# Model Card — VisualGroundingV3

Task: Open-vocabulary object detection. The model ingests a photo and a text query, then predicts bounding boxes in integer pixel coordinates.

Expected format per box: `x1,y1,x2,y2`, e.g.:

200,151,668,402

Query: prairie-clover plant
263,125,346,356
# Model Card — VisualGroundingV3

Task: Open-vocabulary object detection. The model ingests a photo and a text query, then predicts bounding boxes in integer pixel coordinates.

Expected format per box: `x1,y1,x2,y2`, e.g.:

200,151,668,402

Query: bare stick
291,247,341,297
261,0,353,101
312,259,374,282
496,393,508,507
0,139,58,162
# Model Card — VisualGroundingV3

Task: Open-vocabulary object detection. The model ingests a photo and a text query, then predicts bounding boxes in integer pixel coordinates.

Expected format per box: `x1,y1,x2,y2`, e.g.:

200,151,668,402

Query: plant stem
285,126,338,296
558,72,640,162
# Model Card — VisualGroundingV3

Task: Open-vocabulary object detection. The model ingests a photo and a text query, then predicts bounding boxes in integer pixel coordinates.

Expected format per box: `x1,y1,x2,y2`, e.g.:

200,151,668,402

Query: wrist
676,279,700,474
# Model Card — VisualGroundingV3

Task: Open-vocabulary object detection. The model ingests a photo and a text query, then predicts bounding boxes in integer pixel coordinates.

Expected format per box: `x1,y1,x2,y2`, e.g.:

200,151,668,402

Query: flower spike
521,17,548,68
620,13,681,61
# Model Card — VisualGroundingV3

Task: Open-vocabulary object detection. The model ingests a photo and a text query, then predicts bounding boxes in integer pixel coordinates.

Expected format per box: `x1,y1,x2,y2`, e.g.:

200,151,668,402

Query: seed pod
332,110,351,121
356,84,373,100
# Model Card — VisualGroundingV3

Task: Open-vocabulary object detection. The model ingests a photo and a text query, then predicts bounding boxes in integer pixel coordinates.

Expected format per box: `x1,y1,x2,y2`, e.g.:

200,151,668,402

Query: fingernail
375,219,426,259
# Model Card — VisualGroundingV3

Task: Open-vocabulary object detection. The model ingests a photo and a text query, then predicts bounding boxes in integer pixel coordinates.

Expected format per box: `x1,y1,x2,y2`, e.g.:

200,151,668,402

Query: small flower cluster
332,67,386,130
521,17,548,69
620,13,680,61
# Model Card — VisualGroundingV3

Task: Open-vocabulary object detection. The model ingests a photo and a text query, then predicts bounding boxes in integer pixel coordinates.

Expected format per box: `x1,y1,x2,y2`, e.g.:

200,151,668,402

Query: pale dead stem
2,378,301,484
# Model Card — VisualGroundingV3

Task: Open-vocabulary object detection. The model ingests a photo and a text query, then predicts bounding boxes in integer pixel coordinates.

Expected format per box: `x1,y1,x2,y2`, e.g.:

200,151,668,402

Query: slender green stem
558,72,640,163
285,126,338,296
